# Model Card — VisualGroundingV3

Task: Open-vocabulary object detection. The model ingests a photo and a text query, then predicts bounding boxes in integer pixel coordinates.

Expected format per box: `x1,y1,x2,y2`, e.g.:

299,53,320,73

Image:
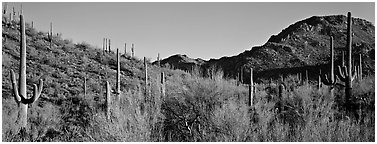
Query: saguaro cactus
102,38,105,54
144,57,148,97
248,68,254,107
157,53,160,67
321,36,337,98
161,72,166,97
108,39,111,53
10,13,44,133
131,43,134,57
124,43,127,56
106,81,111,120
104,38,107,53
337,12,357,108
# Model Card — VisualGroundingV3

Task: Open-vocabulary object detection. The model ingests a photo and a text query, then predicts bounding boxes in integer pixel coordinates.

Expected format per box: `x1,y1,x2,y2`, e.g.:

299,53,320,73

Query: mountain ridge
155,14,375,81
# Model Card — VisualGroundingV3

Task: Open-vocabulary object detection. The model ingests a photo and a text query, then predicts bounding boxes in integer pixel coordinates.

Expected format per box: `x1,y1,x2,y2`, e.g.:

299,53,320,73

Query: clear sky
4,2,375,61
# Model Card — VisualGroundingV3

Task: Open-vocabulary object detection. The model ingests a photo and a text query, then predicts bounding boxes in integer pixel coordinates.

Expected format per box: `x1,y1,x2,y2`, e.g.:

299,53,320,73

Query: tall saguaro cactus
248,68,254,107
321,36,337,98
337,12,357,108
10,13,44,133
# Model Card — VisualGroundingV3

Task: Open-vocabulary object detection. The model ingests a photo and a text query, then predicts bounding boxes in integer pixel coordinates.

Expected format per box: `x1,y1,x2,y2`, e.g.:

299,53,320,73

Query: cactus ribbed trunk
248,68,254,107
106,81,111,120
19,14,28,131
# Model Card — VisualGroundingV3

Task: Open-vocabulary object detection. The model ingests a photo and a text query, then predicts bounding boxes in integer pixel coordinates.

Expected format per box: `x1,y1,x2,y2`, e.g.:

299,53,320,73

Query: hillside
157,14,375,81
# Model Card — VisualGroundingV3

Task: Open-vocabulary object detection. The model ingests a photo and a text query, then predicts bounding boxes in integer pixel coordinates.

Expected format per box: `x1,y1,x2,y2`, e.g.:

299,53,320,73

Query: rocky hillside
157,14,375,82
1,16,179,102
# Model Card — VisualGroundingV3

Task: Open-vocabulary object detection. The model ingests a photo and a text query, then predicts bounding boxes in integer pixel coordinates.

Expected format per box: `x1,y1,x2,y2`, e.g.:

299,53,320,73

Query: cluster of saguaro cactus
103,48,121,119
102,38,112,54
321,36,336,97
10,13,44,133
321,12,358,109
337,12,357,108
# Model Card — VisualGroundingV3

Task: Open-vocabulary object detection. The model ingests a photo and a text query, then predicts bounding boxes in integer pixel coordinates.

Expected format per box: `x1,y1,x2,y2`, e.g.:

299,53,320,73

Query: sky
3,2,375,61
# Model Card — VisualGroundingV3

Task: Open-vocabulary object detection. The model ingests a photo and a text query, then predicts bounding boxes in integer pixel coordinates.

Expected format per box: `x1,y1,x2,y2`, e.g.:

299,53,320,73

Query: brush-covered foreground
3,69,375,142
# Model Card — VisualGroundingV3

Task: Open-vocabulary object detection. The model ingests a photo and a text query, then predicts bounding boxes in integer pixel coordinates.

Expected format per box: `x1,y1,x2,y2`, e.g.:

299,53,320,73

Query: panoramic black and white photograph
1,1,375,142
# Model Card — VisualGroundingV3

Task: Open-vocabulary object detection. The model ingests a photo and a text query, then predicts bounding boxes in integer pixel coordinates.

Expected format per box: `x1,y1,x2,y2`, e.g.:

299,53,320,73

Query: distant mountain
154,54,206,71
156,14,375,82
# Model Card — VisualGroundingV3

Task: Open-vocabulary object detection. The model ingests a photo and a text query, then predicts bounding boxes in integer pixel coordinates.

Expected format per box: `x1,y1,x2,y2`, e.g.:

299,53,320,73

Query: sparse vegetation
2,11,374,142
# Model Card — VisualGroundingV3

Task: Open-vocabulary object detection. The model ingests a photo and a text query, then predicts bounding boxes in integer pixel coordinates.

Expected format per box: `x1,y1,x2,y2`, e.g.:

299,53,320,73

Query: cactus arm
10,70,21,103
31,79,43,102
19,80,43,104
337,66,346,82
